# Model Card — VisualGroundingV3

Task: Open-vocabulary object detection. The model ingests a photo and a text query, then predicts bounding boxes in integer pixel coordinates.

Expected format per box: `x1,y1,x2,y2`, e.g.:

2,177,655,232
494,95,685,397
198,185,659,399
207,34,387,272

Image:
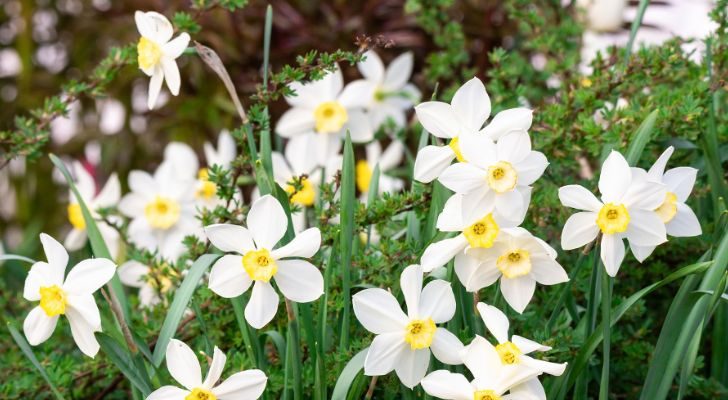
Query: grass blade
332,347,368,400
339,132,356,350
599,269,612,400
623,0,650,63
7,322,66,400
96,333,153,395
624,109,659,166
232,296,261,369
152,253,219,367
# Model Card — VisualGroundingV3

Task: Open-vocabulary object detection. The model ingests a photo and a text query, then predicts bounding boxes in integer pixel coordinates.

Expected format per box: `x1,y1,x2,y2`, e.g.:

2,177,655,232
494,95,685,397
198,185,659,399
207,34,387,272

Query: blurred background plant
1,0,727,398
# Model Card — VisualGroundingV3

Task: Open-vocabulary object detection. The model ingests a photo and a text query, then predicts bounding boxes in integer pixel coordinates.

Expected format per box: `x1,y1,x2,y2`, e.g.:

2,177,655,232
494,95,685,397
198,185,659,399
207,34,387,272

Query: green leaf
623,0,650,63
331,347,368,400
339,132,356,350
152,253,220,367
7,322,66,400
0,254,36,264
96,333,153,395
624,109,659,166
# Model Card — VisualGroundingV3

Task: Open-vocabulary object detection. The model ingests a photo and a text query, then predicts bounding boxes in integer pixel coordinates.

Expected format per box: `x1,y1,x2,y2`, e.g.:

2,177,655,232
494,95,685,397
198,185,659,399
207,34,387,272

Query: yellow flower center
473,390,501,400
313,101,348,134
403,318,436,350
196,169,217,200
39,285,67,317
185,388,216,400
448,137,465,162
286,177,316,206
496,249,532,279
67,203,86,230
137,37,162,71
242,248,278,282
356,160,373,193
463,214,500,248
596,203,630,234
495,341,522,365
144,196,181,230
487,161,518,193
655,192,678,223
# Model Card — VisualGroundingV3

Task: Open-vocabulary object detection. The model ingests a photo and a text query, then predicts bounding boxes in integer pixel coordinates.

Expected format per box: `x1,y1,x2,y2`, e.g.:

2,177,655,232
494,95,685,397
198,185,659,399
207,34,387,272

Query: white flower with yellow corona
147,339,267,400
356,140,405,199
413,77,534,183
456,228,568,313
118,162,200,260
64,161,122,259
354,50,421,129
629,146,702,260
135,11,190,109
560,151,668,276
204,195,323,329
118,260,176,308
438,131,547,222
352,265,464,388
420,194,520,273
23,233,116,357
420,335,542,400
275,67,373,166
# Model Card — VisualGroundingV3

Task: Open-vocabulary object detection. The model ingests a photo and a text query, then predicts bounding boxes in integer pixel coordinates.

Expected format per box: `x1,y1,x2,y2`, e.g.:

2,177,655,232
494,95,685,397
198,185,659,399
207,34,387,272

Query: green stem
599,267,613,400
575,247,601,400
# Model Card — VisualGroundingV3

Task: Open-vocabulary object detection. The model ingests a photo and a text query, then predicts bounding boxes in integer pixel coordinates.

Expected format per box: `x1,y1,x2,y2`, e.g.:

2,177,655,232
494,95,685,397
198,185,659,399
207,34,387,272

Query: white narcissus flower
146,339,267,400
438,131,547,222
354,50,421,130
135,11,190,109
204,195,323,329
118,260,176,308
560,151,668,276
420,335,542,400
23,233,116,357
413,77,533,183
204,130,237,169
275,67,373,166
629,146,701,260
457,228,568,313
64,161,122,259
118,161,200,260
420,194,520,273
356,140,405,199
352,265,464,388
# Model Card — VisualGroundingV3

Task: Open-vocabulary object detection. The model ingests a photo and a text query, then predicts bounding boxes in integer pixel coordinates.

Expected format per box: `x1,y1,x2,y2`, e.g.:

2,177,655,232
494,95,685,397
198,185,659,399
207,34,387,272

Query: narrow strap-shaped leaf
96,333,153,395
624,109,659,166
339,132,356,350
0,254,36,264
152,253,220,366
331,347,368,400
7,322,66,400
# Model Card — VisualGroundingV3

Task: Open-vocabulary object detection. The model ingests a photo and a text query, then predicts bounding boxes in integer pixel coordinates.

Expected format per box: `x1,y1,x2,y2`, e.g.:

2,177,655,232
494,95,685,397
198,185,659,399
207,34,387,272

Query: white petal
418,280,456,323
135,11,173,43
430,328,465,365
461,188,497,226
66,294,101,329
480,108,533,140
529,255,569,285
461,335,501,382
285,134,318,175
275,108,316,138
62,258,116,295
148,66,164,109
439,163,486,193
558,185,602,212
476,303,509,343
379,140,405,172
245,281,279,329
500,276,536,314
622,180,666,210
117,260,149,288
666,203,702,237
625,210,667,246
338,80,377,109
436,194,466,231
247,195,287,250
494,190,527,222
166,339,203,390
396,349,431,389
400,265,423,319
358,50,384,82
560,212,599,250
415,102,460,139
496,132,531,164
647,146,674,179
161,58,181,96
344,110,373,143
208,255,252,298
204,224,255,254
456,253,501,291
94,173,121,207
451,77,490,132
600,234,625,277
64,229,87,252
521,356,567,376
23,307,58,345
630,243,656,262
274,259,323,302
24,262,56,301
271,228,320,259
420,235,468,272
146,386,190,400
364,332,408,376
507,379,546,400
413,145,456,183
202,346,227,389
383,52,414,89
663,167,697,202
515,151,548,186
213,370,267,400
511,335,551,354
66,307,101,357
353,288,408,334
599,151,632,203
421,370,473,400
40,233,68,281
162,33,190,59
458,132,498,169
